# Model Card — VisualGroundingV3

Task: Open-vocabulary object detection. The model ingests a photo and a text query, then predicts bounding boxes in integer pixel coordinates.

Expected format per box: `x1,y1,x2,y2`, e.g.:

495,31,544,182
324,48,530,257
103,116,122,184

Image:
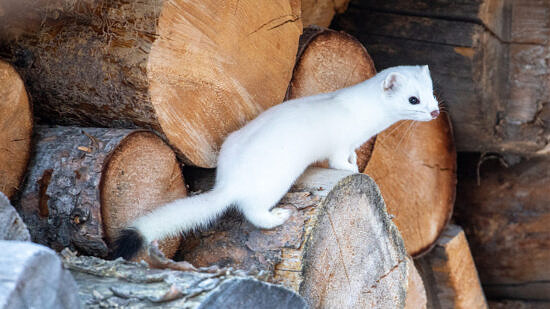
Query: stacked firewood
0,0,467,307
334,0,550,307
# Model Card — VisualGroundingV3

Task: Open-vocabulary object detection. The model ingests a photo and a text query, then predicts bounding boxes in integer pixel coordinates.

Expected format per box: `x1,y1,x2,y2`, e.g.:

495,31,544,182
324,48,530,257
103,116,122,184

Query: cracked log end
286,26,377,171
0,60,32,199
364,112,456,257
179,167,410,308
16,127,185,260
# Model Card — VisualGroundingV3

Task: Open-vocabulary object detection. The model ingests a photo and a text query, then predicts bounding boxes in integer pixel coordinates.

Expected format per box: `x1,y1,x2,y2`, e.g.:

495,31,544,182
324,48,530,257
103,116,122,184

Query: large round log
1,0,302,168
286,26,377,171
15,126,186,260
179,167,410,308
364,112,456,257
0,60,32,199
301,0,350,27
455,154,550,301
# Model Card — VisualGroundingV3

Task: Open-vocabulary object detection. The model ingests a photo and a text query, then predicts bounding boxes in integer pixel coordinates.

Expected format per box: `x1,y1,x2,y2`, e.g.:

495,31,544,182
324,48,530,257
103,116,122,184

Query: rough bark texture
405,256,427,309
0,241,81,309
0,0,302,168
364,113,456,257
455,154,550,301
332,0,550,156
0,192,30,241
416,224,487,309
62,249,307,308
300,0,350,27
0,59,32,199
286,26,377,171
15,126,185,260
180,167,410,308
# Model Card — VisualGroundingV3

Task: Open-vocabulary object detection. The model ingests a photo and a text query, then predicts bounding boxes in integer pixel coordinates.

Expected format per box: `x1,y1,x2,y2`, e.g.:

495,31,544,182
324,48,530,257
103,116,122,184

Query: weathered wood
300,0,350,27
416,224,487,309
0,59,32,199
455,154,550,301
286,26,377,171
333,0,550,155
0,192,30,241
62,249,307,308
180,167,410,308
0,0,302,168
405,256,427,309
488,300,550,309
364,112,456,257
15,126,185,260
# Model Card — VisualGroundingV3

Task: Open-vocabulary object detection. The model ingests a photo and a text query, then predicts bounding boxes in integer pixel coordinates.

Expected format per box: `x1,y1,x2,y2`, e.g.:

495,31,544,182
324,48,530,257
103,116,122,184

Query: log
62,250,307,308
415,224,487,309
15,126,186,261
300,0,350,27
0,241,81,309
0,59,32,199
332,0,550,156
286,26,377,171
405,256,427,309
0,192,30,241
0,0,302,168
364,113,456,256
179,167,411,308
489,300,550,309
455,154,550,301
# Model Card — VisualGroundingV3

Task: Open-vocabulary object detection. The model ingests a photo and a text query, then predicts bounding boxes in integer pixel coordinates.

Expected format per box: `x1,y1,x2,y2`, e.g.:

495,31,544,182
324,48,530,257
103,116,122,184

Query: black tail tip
110,228,144,260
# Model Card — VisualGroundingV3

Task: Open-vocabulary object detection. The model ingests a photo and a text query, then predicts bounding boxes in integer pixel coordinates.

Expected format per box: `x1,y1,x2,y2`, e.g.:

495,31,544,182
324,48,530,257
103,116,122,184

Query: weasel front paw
271,208,292,223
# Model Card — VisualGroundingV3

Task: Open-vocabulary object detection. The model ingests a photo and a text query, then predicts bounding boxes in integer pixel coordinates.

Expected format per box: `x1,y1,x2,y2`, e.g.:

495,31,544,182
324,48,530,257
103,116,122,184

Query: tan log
300,0,350,27
16,126,186,261
364,112,456,257
180,167,411,308
286,25,377,171
1,0,302,168
0,60,32,199
455,154,550,301
405,256,427,309
416,224,487,309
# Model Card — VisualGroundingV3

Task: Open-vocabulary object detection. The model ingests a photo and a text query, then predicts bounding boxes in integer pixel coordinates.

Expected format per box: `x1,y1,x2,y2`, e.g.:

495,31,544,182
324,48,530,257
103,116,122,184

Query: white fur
133,65,439,242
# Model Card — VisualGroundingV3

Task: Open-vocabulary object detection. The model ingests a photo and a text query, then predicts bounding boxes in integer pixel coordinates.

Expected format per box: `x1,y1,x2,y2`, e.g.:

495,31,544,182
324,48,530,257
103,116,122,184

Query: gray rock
0,241,81,309
0,192,30,241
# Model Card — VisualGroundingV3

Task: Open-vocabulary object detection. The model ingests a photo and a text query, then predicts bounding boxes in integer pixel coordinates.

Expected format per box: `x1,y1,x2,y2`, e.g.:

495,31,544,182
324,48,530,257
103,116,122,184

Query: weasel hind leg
242,206,292,229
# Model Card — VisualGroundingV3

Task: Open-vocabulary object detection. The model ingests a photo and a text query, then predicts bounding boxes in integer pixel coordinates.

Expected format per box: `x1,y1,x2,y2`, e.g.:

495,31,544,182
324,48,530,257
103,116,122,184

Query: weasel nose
431,110,440,119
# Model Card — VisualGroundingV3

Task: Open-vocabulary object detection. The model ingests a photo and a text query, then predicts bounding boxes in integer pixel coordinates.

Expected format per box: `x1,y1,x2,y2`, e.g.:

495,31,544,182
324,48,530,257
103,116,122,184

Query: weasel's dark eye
408,96,420,105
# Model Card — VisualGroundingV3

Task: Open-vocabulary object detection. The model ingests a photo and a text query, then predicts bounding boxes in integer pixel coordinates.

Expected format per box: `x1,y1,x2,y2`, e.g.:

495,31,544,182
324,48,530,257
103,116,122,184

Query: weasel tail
111,188,232,260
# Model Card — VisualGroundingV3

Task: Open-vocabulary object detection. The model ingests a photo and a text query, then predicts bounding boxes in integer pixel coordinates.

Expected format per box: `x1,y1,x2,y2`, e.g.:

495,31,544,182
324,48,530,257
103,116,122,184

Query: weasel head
380,65,439,122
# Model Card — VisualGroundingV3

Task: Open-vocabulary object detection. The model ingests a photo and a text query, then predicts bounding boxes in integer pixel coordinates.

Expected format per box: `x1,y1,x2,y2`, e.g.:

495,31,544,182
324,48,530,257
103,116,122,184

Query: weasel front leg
328,151,359,173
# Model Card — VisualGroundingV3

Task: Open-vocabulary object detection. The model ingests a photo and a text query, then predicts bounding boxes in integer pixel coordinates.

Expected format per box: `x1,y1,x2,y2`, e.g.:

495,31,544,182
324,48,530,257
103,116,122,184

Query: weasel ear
383,72,404,93
422,65,430,75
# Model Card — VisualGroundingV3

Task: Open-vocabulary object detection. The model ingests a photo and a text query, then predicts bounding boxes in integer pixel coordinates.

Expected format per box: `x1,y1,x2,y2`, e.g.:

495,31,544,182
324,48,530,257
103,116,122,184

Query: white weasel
112,65,440,259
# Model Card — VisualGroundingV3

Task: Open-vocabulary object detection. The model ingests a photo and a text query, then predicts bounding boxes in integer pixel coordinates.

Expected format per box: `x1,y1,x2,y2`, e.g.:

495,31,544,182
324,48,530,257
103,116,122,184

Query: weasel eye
408,96,420,105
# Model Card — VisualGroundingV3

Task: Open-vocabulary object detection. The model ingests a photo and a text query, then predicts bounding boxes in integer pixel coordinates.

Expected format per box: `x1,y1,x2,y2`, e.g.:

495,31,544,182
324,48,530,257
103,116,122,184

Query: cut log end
365,112,456,256
0,60,32,199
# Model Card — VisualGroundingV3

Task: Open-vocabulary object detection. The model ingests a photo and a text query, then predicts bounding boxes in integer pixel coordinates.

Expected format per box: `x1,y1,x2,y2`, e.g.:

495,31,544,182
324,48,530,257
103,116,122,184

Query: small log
415,224,487,309
0,192,30,241
180,167,410,308
0,60,32,199
301,0,350,27
364,112,456,257
1,0,302,168
333,0,550,156
15,126,186,260
62,250,307,308
286,26,377,171
455,154,550,301
405,256,427,309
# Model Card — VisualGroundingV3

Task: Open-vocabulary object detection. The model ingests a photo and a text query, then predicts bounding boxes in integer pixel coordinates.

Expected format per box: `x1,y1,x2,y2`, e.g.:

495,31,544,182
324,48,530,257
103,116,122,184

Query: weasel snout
430,110,440,119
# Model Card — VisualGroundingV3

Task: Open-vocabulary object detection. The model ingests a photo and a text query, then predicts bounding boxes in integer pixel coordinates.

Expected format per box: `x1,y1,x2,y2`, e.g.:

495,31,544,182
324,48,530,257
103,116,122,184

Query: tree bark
286,26,377,171
333,0,550,156
415,224,487,309
364,113,456,257
0,0,302,168
15,126,186,261
62,250,307,308
0,60,32,199
180,167,411,308
455,154,550,301
300,0,350,27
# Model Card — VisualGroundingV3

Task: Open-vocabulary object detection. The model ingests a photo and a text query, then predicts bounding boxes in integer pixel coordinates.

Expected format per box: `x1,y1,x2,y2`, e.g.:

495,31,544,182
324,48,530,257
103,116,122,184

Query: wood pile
0,0,505,308
332,0,550,306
